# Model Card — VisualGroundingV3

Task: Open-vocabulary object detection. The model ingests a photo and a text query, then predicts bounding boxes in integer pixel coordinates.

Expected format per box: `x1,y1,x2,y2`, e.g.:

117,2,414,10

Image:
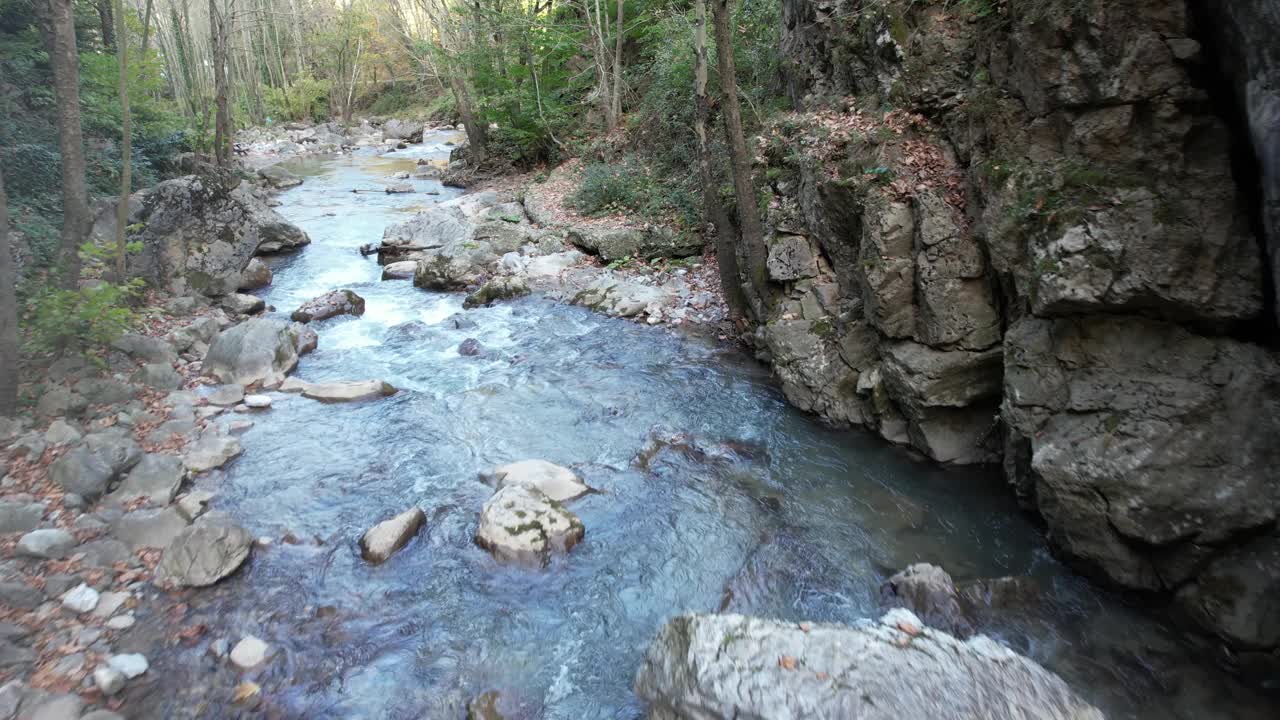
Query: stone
203,318,309,386
257,163,303,189
36,386,80,418
106,614,135,630
111,507,190,550
523,250,585,278
111,333,177,364
0,680,23,717
567,225,700,262
230,636,273,669
238,257,273,290
0,501,44,534
1175,533,1280,650
28,694,84,720
168,316,221,353
221,293,266,315
380,260,418,280
205,384,246,406
485,459,590,503
16,529,76,559
382,119,424,141
880,564,973,637
243,394,272,409
108,453,184,506
0,581,42,610
385,182,414,194
299,380,397,403
93,665,126,696
48,431,143,499
766,234,819,281
43,420,82,446
458,338,483,356
107,653,148,679
77,539,133,568
291,289,366,323
359,507,426,564
634,610,1103,720
463,276,529,309
82,711,126,720
93,591,130,618
176,491,215,521
572,277,675,319
183,430,242,473
0,640,35,670
60,583,100,614
160,514,253,587
475,485,584,567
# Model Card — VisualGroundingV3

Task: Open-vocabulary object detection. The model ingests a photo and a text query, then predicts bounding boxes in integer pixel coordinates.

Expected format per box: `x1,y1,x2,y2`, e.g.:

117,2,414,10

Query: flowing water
139,132,1273,719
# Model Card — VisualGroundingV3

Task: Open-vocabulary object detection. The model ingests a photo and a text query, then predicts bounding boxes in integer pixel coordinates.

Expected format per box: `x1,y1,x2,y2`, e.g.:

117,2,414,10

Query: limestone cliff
752,0,1279,677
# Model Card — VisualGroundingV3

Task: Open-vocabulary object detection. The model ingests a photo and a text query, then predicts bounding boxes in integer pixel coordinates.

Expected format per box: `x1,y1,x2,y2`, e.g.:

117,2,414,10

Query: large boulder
291,289,366,323
159,513,253,587
203,318,312,387
572,277,674,319
238,258,273,291
382,119,425,142
107,453,184,506
879,563,972,637
567,225,701,263
463,277,529,309
49,431,143,500
475,485,584,567
483,460,590,503
256,164,302,189
110,170,309,297
386,194,541,289
634,610,1104,720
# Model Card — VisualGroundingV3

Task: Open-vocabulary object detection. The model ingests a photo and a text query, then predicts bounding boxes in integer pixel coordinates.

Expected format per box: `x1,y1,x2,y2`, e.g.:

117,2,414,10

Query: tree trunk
97,0,116,50
114,0,132,281
39,0,90,290
693,0,744,318
710,0,768,319
448,73,487,164
609,0,623,131
211,0,232,166
141,0,154,53
0,154,17,417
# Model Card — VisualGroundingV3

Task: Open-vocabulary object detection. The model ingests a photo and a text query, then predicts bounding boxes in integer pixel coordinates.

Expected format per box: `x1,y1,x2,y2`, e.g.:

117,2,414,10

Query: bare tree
38,0,90,289
609,0,623,131
115,0,133,280
98,0,117,49
210,0,233,165
710,0,767,318
693,0,743,318
0,157,17,417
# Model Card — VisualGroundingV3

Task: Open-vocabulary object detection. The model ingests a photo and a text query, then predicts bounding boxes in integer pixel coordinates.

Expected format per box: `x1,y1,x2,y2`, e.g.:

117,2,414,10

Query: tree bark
710,0,767,319
447,73,487,164
39,0,90,290
210,0,232,166
97,0,116,50
0,154,17,417
694,0,743,318
141,0,155,54
609,0,623,131
114,0,132,281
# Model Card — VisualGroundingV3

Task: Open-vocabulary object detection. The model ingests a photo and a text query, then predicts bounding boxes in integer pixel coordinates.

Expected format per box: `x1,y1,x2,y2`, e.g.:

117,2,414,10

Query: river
136,131,1271,719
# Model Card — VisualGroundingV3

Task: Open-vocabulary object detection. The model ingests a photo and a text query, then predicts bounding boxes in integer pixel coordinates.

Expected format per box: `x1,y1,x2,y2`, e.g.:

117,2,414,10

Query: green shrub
572,161,651,216
264,75,332,123
24,280,143,359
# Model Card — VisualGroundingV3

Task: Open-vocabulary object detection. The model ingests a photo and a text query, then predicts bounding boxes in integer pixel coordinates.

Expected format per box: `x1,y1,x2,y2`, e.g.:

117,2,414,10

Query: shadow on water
135,134,1274,719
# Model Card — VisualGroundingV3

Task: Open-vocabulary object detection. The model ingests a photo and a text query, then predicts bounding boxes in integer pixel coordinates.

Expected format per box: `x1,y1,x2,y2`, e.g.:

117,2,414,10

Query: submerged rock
458,338,483,356
298,380,397,403
291,289,366,323
475,485,584,567
484,460,591,503
230,636,273,669
160,514,253,587
360,507,426,564
634,610,1104,720
463,277,529,309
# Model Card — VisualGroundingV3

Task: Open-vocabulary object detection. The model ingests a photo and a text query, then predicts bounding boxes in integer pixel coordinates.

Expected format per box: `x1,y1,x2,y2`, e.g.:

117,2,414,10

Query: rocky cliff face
755,0,1279,677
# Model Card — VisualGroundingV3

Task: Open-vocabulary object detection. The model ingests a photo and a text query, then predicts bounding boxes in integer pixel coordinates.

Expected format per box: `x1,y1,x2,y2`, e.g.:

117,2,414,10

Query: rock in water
381,261,417,280
299,380,397,403
475,485,584,567
458,338,483,356
386,182,414,194
238,258,272,291
107,653,149,679
221,293,266,316
360,507,426,564
879,563,973,637
160,514,253,587
203,318,310,386
230,636,273,669
463,277,529,309
291,289,366,323
485,460,590,503
257,164,303,189
634,610,1104,720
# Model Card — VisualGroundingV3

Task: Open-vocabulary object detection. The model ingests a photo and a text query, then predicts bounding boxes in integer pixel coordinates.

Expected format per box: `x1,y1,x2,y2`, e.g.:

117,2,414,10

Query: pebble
60,584,100,614
230,635,272,669
105,614,136,630
244,394,272,409
93,591,130,618
93,665,126,696
107,653,149,679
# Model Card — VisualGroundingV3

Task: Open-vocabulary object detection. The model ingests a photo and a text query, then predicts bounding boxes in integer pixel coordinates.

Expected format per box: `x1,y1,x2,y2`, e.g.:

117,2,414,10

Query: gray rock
160,514,253,587
107,653,148,679
0,680,24,717
257,163,303,189
567,225,700,262
35,386,81,418
220,293,266,316
475,485,584,567
880,564,973,637
175,491,215,521
458,338,483,356
16,529,77,559
0,640,35,670
111,507,190,551
238,257,273,291
27,693,83,720
385,181,414,194
205,384,246,406
183,430,242,473
0,501,44,534
132,362,183,390
73,377,136,406
109,453,184,506
359,507,426,564
380,260,417,280
43,420,82,446
9,432,46,460
766,234,819,281
203,318,308,387
463,276,529,309
49,432,143,500
1175,532,1280,650
111,333,177,364
243,394,271,409
297,380,397,403
381,119,424,141
291,289,366,323
484,459,591,503
572,277,674,319
93,665,126,696
634,610,1103,720
168,316,221,353
229,635,273,669
60,583,100,614
0,581,42,610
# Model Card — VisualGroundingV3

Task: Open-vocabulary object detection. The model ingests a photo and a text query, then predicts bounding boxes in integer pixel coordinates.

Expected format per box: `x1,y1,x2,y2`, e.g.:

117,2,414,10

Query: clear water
134,134,1274,719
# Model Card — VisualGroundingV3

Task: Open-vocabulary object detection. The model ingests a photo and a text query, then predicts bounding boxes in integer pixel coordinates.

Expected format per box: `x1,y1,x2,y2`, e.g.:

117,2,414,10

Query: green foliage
23,281,143,359
265,75,333,123
572,161,652,216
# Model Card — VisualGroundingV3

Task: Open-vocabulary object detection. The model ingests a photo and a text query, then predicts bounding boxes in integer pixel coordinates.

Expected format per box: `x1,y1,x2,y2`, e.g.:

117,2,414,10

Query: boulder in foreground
634,609,1104,720
160,513,253,587
360,507,426,564
204,318,312,387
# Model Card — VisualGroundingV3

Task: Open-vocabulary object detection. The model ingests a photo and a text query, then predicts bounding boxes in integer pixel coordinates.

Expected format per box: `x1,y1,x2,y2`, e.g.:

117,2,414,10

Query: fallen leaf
233,681,261,705
778,655,799,670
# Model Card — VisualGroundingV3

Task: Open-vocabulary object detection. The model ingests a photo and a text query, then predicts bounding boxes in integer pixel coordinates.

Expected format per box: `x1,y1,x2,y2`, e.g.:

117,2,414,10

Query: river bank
1,128,1275,719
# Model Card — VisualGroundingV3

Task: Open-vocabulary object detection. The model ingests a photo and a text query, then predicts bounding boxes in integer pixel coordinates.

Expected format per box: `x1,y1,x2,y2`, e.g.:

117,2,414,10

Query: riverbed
136,132,1272,719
